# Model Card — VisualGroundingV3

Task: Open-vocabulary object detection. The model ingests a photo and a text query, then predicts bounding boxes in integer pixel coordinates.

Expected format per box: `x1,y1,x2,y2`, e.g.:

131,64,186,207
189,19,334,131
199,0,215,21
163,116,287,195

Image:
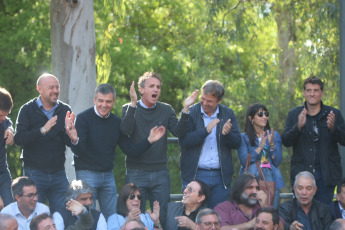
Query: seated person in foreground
107,183,161,230
195,208,221,230
254,207,279,230
0,213,18,230
279,171,332,230
214,173,284,230
122,219,146,230
329,178,345,220
165,180,209,230
53,180,106,230
1,176,50,230
30,213,56,230
329,219,345,230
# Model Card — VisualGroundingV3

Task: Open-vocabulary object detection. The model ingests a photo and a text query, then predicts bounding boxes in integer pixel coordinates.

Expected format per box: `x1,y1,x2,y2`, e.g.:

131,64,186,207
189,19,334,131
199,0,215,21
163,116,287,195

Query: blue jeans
0,169,13,206
182,169,230,209
314,170,335,204
125,169,170,227
24,167,69,213
76,170,117,220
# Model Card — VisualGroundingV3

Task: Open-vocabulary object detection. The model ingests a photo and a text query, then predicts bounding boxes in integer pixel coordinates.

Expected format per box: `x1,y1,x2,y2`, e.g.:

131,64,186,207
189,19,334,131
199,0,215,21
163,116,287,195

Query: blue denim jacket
237,132,285,189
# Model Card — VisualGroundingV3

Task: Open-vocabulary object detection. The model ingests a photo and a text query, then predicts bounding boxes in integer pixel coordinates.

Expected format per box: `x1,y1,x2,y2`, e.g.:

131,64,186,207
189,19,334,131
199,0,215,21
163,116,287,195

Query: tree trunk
50,0,97,181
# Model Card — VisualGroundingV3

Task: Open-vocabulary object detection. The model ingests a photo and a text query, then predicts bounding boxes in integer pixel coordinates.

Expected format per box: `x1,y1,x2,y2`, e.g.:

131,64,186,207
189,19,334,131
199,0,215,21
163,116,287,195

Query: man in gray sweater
121,72,198,226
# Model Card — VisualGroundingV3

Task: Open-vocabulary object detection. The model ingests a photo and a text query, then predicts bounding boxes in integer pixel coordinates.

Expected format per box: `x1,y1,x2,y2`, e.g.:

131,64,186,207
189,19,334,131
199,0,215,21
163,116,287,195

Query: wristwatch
153,222,161,229
40,127,47,135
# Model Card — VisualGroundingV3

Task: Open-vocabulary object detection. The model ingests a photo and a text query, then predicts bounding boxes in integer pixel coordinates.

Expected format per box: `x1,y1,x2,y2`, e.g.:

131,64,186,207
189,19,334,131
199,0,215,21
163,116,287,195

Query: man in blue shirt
179,80,241,208
14,73,72,213
279,171,332,230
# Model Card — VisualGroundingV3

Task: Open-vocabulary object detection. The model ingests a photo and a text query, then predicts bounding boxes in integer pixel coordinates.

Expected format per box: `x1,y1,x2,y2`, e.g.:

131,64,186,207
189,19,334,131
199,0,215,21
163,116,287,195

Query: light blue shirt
198,106,220,169
1,202,50,230
139,99,157,109
338,202,345,219
53,211,107,230
36,97,58,119
107,212,155,230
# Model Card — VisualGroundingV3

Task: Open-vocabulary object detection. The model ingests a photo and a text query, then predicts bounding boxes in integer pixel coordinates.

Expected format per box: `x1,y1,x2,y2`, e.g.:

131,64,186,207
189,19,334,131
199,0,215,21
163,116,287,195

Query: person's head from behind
36,73,60,107
195,208,221,230
336,178,345,209
0,87,13,123
244,103,270,145
123,219,147,230
0,213,18,230
200,80,224,117
117,183,142,217
30,213,56,230
329,218,345,230
230,173,260,207
138,72,162,108
293,171,317,208
94,83,116,118
64,180,94,209
254,207,279,230
182,179,209,208
12,176,38,217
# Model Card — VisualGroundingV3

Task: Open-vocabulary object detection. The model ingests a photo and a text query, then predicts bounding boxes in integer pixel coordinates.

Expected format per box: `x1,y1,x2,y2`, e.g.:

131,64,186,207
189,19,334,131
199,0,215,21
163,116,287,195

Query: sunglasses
128,194,142,200
257,111,269,117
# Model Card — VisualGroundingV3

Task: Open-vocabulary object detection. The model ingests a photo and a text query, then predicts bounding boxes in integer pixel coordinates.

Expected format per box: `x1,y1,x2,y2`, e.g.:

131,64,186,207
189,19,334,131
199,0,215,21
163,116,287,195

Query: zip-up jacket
179,103,241,186
281,102,345,186
14,98,71,173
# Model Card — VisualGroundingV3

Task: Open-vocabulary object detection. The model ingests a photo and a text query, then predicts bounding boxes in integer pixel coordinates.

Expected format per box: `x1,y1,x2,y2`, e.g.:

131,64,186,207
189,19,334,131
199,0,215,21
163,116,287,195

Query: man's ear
198,194,206,203
14,194,20,202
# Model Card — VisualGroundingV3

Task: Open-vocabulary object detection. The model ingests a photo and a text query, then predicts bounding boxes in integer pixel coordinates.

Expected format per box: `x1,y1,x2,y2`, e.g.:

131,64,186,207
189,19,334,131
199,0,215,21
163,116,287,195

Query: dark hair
194,179,210,207
117,183,141,217
303,76,323,91
256,207,279,225
138,72,162,89
229,173,258,203
29,213,51,230
201,80,224,101
94,83,116,100
195,208,220,224
12,176,36,198
244,103,270,146
0,87,13,111
329,219,345,230
336,178,345,194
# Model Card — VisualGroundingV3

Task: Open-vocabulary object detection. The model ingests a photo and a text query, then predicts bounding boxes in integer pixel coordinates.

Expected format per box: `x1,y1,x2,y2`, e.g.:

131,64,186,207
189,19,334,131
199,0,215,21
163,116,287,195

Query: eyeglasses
21,193,38,199
257,111,269,117
128,194,142,200
201,221,220,227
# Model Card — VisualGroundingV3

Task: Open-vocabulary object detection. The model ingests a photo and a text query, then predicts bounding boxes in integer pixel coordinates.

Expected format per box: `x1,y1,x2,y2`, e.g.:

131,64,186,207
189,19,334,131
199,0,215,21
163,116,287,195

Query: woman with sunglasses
237,103,285,208
107,183,162,230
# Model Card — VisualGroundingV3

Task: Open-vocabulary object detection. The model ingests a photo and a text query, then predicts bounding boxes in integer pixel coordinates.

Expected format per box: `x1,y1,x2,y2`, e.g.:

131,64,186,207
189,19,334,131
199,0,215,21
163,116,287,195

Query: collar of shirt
36,97,58,119
200,105,219,120
14,202,37,220
338,202,345,219
296,201,312,230
93,105,110,118
139,99,157,109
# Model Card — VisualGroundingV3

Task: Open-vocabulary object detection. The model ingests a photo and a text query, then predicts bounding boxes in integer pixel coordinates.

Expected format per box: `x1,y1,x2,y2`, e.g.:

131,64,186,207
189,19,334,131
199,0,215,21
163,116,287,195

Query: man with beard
214,173,283,230
254,207,279,230
1,177,50,230
14,73,71,213
165,180,209,230
279,171,332,230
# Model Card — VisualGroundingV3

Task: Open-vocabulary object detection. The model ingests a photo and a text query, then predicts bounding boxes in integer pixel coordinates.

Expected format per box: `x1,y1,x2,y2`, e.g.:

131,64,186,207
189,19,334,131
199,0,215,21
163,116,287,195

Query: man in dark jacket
279,171,332,230
329,178,345,220
282,76,345,204
14,73,71,213
179,80,241,209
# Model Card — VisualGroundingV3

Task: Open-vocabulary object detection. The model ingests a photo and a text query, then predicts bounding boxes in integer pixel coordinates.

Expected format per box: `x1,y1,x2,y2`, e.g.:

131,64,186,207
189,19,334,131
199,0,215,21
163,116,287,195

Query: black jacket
14,98,71,172
328,201,343,220
279,198,332,230
281,102,345,186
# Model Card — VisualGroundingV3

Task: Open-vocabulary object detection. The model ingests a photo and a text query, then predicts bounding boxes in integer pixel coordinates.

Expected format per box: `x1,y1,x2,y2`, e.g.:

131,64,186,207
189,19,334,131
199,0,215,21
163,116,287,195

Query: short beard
239,192,258,207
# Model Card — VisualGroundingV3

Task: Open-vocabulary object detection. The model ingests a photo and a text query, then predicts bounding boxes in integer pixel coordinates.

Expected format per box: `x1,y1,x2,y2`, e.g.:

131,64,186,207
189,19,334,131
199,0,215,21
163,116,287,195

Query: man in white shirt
1,177,49,230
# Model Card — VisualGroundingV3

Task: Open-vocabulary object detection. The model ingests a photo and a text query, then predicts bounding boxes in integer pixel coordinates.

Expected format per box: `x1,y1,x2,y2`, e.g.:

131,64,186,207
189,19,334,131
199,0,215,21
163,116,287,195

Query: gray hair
94,83,116,100
0,214,17,229
64,180,94,203
195,208,221,224
201,80,225,101
294,171,316,187
329,219,345,230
